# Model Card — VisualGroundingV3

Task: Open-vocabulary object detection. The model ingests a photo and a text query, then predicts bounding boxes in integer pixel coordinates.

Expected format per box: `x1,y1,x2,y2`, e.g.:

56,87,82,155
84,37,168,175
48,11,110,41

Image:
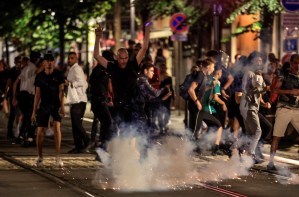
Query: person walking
13,52,40,145
31,54,65,167
66,52,89,153
4,56,22,140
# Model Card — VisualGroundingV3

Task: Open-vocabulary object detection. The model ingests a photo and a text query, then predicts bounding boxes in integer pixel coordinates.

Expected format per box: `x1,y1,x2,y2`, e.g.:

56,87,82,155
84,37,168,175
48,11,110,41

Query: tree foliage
0,0,25,37
4,0,115,53
226,0,282,24
133,0,203,26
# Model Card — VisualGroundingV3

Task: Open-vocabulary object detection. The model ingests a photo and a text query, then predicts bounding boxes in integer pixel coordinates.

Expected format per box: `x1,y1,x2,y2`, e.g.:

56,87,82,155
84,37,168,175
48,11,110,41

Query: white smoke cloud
93,126,255,192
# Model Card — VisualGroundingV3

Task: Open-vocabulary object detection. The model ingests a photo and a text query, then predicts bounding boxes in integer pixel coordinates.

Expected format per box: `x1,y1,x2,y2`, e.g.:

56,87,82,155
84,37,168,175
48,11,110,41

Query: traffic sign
170,13,189,33
281,0,299,12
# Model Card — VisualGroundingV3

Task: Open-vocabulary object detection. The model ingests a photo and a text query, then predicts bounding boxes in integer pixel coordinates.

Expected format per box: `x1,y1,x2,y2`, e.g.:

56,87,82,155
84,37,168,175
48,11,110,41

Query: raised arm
136,22,151,65
94,25,108,68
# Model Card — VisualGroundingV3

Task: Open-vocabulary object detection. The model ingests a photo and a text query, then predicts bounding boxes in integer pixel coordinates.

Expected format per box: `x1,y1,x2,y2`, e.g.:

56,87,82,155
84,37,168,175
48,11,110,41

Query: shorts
273,107,299,137
36,106,61,127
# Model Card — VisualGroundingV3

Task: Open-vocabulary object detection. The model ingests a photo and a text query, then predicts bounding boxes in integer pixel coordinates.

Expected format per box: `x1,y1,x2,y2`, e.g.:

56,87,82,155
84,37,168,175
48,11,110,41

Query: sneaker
34,157,43,167
211,145,220,156
252,154,264,164
56,157,64,167
67,148,81,154
267,162,277,171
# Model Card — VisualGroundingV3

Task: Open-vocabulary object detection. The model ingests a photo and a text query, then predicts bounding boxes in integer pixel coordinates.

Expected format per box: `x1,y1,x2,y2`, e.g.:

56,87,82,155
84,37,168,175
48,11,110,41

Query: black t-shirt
192,71,207,103
107,59,140,104
7,67,21,98
34,69,65,108
89,64,110,101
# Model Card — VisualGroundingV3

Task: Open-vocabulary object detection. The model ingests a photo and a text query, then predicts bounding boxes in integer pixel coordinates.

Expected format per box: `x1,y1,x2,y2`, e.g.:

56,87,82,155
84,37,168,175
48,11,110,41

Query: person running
203,65,227,155
267,54,299,170
239,51,269,164
31,54,65,167
188,59,223,154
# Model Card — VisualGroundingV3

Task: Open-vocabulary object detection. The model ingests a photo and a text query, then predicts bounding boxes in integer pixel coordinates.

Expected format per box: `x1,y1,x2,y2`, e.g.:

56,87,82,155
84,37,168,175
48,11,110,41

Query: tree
0,0,25,65
2,0,115,67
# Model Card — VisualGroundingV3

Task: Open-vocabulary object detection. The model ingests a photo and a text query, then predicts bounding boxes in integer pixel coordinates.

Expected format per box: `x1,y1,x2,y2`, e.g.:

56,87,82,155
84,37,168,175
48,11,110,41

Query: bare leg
269,136,281,163
53,121,62,156
215,127,223,145
36,127,44,158
232,117,240,139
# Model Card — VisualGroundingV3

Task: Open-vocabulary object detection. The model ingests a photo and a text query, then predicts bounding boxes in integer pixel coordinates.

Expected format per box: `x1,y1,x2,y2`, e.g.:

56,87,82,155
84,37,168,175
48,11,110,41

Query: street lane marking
263,154,299,166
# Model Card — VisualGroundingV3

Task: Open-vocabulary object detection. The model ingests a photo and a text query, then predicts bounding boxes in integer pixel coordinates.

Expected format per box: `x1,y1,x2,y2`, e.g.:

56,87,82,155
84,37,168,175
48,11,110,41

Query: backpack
179,74,194,100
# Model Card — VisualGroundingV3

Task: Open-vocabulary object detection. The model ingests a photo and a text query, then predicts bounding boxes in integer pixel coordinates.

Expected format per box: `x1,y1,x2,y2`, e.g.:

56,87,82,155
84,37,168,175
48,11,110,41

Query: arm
12,77,20,107
235,91,242,104
272,79,299,95
31,87,41,122
260,94,271,109
136,23,150,65
213,94,227,111
93,25,108,68
4,78,12,99
221,73,234,100
59,83,65,116
71,66,88,89
188,81,202,111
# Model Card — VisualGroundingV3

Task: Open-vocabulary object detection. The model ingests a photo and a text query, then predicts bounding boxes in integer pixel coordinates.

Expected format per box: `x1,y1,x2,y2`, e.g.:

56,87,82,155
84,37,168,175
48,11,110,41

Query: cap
44,53,55,61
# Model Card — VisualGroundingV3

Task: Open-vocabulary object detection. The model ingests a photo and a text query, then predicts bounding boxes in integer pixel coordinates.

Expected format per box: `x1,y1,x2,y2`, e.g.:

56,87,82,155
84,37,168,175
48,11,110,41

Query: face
22,60,29,67
15,59,22,68
68,54,77,66
215,69,222,79
44,60,54,71
290,57,299,74
144,67,154,79
117,52,129,69
207,63,215,75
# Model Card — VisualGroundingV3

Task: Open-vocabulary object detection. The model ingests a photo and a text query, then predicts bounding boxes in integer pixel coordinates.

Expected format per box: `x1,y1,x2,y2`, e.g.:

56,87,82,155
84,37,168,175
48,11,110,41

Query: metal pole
178,41,182,116
213,2,222,50
130,0,135,40
213,14,220,50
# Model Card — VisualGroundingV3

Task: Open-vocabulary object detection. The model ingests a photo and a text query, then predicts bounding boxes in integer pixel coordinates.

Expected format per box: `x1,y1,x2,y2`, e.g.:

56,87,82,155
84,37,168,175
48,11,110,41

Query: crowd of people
0,22,175,167
185,50,299,170
0,22,298,171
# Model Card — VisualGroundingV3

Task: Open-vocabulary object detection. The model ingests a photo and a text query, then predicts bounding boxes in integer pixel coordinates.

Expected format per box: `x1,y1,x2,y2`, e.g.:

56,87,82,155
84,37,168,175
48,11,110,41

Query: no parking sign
170,13,189,33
